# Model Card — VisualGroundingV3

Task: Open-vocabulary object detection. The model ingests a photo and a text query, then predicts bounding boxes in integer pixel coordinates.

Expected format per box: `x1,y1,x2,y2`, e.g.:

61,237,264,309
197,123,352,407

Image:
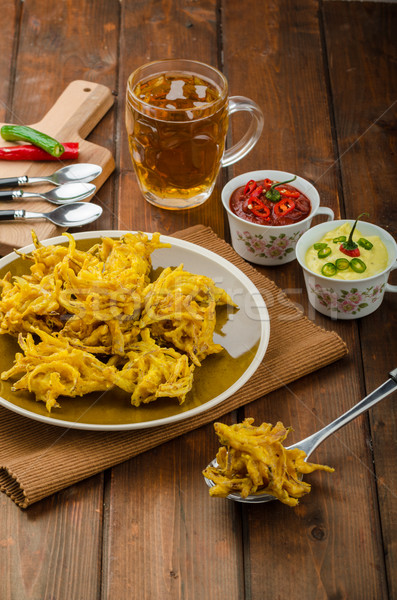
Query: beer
126,60,263,209
126,71,228,209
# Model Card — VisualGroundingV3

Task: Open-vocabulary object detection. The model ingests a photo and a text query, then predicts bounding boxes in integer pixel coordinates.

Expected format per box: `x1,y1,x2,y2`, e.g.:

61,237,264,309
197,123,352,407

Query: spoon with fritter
0,202,103,226
0,163,102,188
203,368,397,503
0,182,96,205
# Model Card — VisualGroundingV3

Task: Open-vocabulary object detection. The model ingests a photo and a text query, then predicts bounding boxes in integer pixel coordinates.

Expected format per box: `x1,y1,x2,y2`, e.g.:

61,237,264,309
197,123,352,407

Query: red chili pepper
250,185,263,198
0,142,79,161
245,196,270,220
278,189,300,198
339,213,369,257
273,198,296,217
243,179,257,194
339,245,360,257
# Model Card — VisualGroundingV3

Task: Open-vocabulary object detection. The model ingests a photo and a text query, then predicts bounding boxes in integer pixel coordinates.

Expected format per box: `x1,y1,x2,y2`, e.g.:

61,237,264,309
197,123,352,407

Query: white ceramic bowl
0,230,270,430
222,169,334,265
296,219,397,319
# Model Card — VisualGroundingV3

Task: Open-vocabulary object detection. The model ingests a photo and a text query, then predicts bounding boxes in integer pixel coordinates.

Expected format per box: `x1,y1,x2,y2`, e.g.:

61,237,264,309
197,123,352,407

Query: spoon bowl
0,163,102,188
0,182,96,205
0,202,103,227
204,369,397,503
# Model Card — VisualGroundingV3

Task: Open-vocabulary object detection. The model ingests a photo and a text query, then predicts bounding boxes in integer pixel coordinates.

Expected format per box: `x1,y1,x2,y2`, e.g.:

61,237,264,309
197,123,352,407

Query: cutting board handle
31,80,115,141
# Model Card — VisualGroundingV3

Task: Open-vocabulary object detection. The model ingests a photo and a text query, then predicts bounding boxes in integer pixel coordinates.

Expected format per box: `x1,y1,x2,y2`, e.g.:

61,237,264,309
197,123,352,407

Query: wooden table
1,1,396,598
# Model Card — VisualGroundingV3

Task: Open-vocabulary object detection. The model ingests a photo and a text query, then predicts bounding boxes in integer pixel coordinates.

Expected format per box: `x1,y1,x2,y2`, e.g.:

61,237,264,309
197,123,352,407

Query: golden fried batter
0,232,236,412
203,418,334,506
114,329,195,406
1,330,117,412
140,265,236,366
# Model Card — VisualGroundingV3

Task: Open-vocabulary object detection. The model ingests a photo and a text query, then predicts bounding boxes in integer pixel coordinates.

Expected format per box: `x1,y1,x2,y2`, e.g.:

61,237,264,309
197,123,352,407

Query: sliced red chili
278,189,300,198
245,196,270,220
273,198,296,217
244,179,257,194
250,185,263,198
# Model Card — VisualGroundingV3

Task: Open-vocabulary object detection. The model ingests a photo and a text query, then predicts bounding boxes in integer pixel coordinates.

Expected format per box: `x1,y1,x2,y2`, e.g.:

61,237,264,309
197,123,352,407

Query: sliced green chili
318,247,332,259
350,258,367,273
333,235,346,243
358,237,373,250
335,258,350,271
321,263,337,277
0,125,64,157
313,242,328,250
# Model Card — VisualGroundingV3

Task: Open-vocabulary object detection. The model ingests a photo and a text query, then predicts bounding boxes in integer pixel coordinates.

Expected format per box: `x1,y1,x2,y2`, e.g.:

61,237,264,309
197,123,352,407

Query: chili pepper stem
265,176,297,203
347,213,369,247
340,212,370,256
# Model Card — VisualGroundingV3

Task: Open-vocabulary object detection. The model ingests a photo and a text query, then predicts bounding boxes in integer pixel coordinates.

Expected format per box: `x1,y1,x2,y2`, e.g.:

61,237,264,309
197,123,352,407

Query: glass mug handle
221,96,264,167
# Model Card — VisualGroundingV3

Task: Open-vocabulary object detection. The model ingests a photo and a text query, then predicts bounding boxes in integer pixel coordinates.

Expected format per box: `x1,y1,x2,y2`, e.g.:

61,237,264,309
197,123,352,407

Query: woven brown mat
0,225,347,508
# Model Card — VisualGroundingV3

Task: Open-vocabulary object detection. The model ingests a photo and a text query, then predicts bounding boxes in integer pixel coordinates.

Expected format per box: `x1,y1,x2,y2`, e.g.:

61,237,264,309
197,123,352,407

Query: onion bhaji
203,418,334,506
0,232,236,412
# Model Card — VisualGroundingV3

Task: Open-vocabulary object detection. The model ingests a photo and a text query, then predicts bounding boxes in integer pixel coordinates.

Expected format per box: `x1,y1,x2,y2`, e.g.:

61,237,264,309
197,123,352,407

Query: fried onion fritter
113,329,195,406
140,265,236,366
203,418,334,506
1,330,117,412
0,232,236,412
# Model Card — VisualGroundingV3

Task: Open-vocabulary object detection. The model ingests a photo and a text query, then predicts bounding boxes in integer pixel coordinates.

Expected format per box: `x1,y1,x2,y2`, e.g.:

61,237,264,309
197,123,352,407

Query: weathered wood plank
0,479,104,600
104,1,242,598
8,0,119,234
0,1,18,123
323,2,397,598
222,0,388,598
0,1,120,598
116,0,227,238
104,425,244,600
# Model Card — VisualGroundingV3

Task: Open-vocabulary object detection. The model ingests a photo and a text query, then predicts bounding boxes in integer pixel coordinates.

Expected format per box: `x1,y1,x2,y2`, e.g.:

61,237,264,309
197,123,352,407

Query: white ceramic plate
0,231,270,431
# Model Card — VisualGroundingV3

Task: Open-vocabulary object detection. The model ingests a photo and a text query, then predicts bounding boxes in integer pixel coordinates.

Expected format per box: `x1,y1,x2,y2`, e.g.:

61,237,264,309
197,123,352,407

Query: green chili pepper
313,243,328,250
358,237,373,250
321,263,337,277
318,247,331,259
265,176,297,203
1,125,65,157
335,258,350,271
350,258,367,273
333,236,346,243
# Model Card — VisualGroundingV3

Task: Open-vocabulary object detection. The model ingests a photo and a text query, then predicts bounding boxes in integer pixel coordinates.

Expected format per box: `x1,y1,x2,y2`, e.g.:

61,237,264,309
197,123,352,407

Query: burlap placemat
0,225,347,508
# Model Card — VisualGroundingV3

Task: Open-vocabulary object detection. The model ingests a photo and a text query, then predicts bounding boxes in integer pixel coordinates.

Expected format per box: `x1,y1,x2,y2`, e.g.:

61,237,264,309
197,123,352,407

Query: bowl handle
315,206,334,221
385,259,397,293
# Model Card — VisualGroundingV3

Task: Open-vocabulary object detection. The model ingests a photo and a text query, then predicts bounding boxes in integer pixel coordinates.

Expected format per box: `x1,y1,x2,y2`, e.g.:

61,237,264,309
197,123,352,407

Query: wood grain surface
0,1,396,599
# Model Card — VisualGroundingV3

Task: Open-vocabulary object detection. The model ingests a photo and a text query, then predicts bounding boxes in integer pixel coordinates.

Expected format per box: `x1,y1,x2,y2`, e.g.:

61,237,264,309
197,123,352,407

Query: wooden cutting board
0,80,115,256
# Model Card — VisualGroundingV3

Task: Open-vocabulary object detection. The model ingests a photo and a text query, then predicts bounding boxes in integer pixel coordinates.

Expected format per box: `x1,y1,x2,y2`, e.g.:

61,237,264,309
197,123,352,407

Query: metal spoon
204,368,397,504
0,182,96,205
0,202,103,227
0,163,102,189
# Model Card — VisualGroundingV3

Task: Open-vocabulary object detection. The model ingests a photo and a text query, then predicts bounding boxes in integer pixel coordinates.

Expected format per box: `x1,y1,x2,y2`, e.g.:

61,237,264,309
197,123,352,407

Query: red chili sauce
229,178,311,226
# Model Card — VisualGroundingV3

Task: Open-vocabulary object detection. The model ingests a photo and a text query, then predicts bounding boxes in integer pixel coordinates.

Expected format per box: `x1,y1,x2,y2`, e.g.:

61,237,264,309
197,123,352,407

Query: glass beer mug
126,59,264,210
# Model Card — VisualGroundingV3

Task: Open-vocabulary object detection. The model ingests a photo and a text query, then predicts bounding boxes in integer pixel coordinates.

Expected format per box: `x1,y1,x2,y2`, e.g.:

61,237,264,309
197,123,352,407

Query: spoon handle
0,190,23,200
0,176,28,189
0,209,26,221
0,209,49,221
296,369,397,458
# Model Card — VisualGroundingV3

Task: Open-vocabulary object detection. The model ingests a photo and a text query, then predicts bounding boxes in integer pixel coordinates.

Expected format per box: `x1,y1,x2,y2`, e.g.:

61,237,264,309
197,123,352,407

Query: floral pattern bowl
295,219,397,319
221,170,334,265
